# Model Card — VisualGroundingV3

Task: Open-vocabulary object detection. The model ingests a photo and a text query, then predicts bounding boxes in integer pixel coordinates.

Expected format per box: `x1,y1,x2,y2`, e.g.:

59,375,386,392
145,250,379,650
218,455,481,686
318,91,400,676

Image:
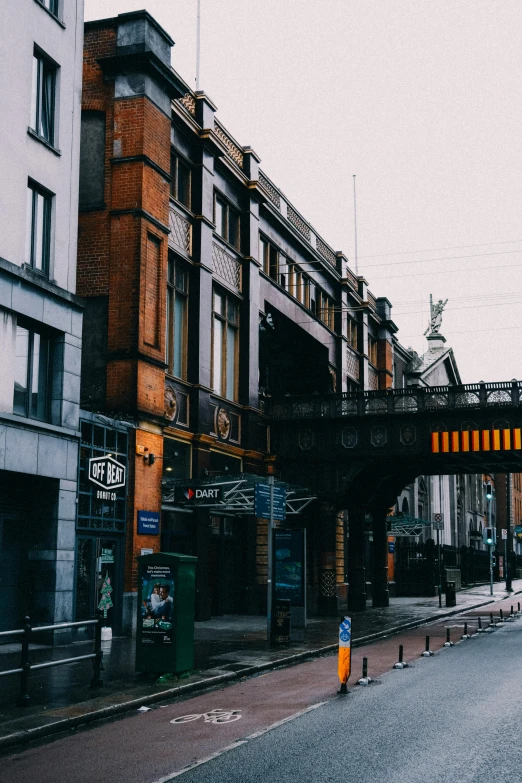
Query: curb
0,590,519,752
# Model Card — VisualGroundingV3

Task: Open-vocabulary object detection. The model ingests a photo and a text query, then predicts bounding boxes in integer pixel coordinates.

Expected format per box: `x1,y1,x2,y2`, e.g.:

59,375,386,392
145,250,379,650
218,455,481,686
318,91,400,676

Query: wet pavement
1,580,521,749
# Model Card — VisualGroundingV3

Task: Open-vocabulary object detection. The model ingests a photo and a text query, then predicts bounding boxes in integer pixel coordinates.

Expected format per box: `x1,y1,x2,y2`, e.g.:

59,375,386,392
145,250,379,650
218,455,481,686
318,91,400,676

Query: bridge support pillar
372,507,390,608
348,505,367,611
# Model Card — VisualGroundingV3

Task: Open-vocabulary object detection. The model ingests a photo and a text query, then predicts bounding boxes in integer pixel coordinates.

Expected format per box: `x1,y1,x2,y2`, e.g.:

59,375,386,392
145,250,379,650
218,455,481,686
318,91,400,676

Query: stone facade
0,0,84,632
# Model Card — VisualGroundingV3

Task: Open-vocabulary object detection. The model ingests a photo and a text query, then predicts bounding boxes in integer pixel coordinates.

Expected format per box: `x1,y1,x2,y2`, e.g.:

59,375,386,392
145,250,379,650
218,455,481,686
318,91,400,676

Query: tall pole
196,0,201,91
353,174,358,275
266,474,275,643
437,527,442,608
506,473,513,591
489,494,493,596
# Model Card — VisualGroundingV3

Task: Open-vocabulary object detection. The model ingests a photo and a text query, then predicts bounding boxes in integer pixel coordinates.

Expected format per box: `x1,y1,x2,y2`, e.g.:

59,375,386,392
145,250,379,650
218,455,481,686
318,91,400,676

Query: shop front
75,416,129,633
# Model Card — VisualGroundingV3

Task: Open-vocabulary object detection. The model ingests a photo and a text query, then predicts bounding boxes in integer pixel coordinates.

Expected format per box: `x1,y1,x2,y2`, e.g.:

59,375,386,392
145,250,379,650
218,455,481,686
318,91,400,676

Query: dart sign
175,485,223,505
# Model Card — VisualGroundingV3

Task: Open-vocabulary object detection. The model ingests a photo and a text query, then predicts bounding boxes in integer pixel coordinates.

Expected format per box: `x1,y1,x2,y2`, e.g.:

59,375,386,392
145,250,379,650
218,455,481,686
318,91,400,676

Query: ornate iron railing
212,242,242,291
214,120,244,168
178,93,196,117
346,345,360,381
268,381,522,420
368,366,379,391
258,171,281,208
169,206,192,255
287,205,311,240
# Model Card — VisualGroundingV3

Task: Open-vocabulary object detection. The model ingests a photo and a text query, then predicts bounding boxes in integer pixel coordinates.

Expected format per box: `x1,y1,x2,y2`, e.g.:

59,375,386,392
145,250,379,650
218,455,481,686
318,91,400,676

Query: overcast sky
85,0,522,383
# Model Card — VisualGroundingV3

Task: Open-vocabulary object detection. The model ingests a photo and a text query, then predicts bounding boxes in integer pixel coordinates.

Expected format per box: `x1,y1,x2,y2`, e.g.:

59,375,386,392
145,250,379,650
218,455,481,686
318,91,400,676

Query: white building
0,0,84,632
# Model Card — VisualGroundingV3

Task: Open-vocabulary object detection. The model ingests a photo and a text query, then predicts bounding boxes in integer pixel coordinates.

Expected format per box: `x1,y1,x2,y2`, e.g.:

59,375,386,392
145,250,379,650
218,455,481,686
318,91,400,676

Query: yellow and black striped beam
431,428,522,454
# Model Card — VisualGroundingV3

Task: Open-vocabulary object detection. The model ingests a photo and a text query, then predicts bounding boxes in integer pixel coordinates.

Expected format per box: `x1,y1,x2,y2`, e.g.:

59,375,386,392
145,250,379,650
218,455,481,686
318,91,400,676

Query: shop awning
162,473,316,517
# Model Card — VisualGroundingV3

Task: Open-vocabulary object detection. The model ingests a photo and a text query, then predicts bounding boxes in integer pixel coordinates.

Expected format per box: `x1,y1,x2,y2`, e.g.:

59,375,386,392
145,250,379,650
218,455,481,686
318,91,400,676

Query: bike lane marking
151,702,327,782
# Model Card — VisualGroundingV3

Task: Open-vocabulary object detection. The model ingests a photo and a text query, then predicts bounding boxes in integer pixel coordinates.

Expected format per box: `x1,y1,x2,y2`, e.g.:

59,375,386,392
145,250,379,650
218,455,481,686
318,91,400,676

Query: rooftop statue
424,295,448,337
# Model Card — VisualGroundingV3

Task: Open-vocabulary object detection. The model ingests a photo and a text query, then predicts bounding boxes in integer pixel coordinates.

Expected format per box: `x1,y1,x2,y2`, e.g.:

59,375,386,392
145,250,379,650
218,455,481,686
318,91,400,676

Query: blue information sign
138,510,160,535
254,483,286,521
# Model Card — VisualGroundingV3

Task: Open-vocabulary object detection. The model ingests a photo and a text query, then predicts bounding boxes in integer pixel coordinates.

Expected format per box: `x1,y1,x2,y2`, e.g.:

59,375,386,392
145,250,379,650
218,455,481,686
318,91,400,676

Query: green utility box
136,552,197,674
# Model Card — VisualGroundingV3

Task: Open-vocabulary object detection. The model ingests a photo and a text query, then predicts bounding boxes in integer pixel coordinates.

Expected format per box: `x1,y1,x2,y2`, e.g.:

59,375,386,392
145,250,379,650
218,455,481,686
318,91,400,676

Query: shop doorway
208,516,245,616
75,536,123,632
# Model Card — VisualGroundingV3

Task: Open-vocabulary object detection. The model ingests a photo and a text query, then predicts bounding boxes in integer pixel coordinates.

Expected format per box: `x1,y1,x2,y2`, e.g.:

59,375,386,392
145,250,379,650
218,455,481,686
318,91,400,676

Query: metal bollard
444,627,454,647
394,644,408,669
462,622,471,639
496,609,504,627
518,602,521,614
357,656,372,686
17,616,31,707
90,610,104,689
422,635,434,657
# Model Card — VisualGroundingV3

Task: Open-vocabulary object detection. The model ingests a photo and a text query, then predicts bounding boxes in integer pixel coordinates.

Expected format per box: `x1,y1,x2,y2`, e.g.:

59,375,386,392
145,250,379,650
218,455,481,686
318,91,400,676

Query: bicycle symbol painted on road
170,708,242,725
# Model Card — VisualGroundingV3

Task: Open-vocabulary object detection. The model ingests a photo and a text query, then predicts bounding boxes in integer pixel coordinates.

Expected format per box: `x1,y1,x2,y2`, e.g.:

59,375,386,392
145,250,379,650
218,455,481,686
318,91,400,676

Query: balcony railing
268,380,522,420
212,242,242,291
169,206,192,256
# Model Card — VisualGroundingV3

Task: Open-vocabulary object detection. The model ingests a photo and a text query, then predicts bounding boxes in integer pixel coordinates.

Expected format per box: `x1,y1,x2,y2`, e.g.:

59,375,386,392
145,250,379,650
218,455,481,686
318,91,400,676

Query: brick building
77,10,412,632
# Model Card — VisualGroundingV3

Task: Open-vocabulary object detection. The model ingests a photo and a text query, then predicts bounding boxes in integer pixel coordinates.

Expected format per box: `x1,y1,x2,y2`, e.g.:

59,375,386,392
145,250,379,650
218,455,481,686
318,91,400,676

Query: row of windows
26,41,60,276
259,236,337,331
167,256,240,402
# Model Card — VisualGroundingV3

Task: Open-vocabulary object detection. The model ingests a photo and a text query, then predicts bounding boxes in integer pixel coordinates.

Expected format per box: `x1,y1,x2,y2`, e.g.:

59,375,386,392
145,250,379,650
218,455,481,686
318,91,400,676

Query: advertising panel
140,563,175,645
273,529,305,606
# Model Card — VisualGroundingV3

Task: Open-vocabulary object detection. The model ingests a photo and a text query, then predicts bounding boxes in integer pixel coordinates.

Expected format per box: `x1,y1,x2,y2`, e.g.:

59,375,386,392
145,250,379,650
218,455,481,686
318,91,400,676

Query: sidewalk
1,580,521,751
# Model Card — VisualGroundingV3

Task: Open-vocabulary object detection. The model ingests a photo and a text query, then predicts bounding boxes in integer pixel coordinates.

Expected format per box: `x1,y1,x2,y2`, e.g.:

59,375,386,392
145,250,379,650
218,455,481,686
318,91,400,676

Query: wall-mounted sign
138,510,160,535
88,455,126,500
174,485,223,505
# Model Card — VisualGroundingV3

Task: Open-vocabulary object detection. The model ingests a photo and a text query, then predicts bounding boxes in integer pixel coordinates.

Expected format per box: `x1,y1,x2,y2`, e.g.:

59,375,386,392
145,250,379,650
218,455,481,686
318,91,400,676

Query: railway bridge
269,380,522,610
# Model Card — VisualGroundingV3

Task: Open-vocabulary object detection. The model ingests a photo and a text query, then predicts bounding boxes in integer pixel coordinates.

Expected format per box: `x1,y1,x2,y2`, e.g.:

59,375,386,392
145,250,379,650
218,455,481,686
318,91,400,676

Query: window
170,153,191,210
166,255,188,379
295,270,303,302
37,0,60,16
26,181,52,274
13,324,51,420
368,335,378,366
214,194,240,250
31,50,57,145
212,288,239,401
347,318,358,350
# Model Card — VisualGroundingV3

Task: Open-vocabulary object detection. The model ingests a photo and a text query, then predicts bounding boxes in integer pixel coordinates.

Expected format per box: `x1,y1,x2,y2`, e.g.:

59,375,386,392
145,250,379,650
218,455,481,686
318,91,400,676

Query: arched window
401,497,409,514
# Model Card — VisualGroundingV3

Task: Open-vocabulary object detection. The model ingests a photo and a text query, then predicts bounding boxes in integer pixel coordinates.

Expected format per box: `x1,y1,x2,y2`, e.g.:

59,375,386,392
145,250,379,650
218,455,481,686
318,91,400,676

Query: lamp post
486,481,493,596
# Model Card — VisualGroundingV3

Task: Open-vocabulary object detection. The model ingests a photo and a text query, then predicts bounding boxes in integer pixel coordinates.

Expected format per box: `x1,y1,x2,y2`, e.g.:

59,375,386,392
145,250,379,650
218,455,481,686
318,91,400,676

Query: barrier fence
0,611,104,706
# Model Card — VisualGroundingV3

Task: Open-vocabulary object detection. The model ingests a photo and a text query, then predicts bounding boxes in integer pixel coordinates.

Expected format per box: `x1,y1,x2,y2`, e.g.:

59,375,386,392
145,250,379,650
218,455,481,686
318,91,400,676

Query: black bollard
362,657,368,679
422,635,433,656
511,606,514,616
444,627,454,647
394,643,407,668
500,609,504,622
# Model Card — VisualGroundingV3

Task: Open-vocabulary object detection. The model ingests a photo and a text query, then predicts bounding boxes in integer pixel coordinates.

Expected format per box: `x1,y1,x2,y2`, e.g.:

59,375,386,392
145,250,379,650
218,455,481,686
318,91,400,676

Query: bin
445,581,456,608
136,552,197,674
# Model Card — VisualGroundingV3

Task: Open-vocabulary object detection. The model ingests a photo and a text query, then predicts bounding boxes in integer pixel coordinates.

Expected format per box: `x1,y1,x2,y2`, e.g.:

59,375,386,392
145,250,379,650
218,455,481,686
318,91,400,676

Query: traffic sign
502,529,508,540
255,483,286,521
433,512,444,530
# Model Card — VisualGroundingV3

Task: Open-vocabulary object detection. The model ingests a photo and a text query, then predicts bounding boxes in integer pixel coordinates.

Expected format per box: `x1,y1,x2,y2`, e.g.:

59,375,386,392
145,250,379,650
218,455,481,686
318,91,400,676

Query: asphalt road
179,621,522,783
3,610,522,783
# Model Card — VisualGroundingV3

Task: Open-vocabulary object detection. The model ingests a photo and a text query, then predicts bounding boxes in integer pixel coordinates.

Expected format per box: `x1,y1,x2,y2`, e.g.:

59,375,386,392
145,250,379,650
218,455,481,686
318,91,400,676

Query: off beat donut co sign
88,456,126,500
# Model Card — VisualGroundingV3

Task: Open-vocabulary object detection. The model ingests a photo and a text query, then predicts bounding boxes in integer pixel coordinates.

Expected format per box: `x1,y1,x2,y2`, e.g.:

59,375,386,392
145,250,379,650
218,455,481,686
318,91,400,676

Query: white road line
150,701,328,782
